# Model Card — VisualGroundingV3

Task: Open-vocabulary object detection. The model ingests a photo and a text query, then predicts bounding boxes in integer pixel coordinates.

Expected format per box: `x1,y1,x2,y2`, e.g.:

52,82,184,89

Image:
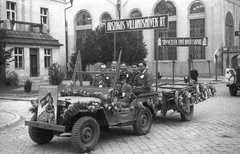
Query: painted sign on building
105,15,168,33
158,37,208,46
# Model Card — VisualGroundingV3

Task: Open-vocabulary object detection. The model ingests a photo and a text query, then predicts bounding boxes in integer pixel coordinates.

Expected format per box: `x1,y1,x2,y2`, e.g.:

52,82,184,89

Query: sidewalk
0,77,224,130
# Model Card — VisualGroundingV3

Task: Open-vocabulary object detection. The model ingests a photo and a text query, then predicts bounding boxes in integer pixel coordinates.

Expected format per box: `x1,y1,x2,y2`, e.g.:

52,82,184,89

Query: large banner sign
158,37,208,46
105,15,168,33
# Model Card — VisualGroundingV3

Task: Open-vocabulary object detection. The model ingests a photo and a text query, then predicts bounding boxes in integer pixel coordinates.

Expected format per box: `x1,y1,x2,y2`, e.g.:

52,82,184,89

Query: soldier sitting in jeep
108,74,133,110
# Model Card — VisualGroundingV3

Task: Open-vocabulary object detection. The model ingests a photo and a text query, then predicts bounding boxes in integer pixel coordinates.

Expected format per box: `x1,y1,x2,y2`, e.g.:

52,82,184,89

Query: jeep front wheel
229,86,237,96
133,107,152,135
28,115,54,144
71,116,100,153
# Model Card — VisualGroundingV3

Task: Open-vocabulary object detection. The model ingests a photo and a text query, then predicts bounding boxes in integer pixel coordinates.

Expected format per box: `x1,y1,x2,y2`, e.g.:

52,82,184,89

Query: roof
4,31,63,47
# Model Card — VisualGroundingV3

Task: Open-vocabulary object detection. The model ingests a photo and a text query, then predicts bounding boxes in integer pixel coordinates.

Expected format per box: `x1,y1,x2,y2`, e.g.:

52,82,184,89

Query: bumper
25,121,65,132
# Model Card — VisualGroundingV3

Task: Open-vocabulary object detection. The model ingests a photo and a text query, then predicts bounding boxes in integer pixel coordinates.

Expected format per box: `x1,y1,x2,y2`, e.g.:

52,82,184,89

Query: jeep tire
71,116,100,153
28,114,54,144
133,107,152,135
229,86,237,96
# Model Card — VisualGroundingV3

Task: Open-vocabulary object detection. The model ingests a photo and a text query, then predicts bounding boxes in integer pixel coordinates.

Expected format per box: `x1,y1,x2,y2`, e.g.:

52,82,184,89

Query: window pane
15,56,18,68
190,2,205,14
7,12,10,19
11,3,15,10
189,19,205,59
154,1,176,16
19,57,23,68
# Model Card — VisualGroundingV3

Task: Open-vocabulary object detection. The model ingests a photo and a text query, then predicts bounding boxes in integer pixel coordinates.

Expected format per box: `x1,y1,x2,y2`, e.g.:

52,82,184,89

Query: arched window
75,11,91,26
130,9,142,18
189,1,205,60
75,10,92,53
101,13,112,23
190,2,205,14
154,1,177,61
154,1,176,16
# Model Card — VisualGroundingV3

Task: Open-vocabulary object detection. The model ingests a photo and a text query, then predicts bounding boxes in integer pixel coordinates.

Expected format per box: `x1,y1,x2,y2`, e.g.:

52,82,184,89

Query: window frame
40,7,49,27
44,49,52,68
154,1,177,61
188,2,206,60
14,48,24,69
6,1,17,21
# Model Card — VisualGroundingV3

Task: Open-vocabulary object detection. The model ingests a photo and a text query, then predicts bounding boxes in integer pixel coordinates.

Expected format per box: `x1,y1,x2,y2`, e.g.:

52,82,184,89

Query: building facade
0,0,66,80
66,0,240,77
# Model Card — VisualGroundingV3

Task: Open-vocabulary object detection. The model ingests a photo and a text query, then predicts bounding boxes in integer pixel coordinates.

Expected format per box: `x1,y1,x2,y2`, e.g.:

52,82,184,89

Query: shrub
48,63,65,85
24,79,32,93
6,71,19,86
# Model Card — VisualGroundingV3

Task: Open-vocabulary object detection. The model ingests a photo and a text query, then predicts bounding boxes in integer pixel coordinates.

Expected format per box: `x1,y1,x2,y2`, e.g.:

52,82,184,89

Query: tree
0,29,13,85
69,25,148,70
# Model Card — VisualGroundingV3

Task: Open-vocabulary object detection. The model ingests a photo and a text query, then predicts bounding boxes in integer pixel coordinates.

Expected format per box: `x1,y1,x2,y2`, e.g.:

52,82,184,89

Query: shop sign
105,15,168,33
158,37,208,46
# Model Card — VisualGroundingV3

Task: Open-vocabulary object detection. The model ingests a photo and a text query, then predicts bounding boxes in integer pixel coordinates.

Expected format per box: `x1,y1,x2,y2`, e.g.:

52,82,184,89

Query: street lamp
64,0,73,76
215,54,218,81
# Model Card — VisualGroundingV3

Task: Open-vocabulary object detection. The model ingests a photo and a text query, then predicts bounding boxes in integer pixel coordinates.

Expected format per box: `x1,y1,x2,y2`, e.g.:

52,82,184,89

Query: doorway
30,48,39,77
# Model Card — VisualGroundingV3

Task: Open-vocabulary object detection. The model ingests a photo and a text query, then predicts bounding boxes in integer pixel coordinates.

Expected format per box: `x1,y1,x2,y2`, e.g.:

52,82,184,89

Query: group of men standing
93,61,154,109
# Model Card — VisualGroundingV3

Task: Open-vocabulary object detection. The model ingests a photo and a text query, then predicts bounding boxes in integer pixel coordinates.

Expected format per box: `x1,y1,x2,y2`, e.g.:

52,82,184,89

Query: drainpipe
64,0,73,75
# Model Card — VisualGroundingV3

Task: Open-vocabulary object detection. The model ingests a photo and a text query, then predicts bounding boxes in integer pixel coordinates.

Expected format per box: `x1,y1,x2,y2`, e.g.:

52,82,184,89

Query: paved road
0,83,240,154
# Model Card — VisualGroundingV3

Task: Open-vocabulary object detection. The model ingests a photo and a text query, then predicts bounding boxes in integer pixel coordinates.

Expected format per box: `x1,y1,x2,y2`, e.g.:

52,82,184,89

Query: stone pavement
0,76,224,133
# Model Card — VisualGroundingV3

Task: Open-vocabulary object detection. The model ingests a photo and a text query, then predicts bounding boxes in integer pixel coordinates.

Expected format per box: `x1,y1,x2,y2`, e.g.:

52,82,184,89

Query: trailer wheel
180,105,194,121
229,86,237,96
71,116,100,153
28,114,54,144
133,107,152,135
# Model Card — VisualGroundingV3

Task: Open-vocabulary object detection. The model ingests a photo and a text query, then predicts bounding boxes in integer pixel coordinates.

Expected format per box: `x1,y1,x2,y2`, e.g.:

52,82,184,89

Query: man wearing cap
93,63,111,87
119,62,133,86
133,61,153,95
115,74,133,109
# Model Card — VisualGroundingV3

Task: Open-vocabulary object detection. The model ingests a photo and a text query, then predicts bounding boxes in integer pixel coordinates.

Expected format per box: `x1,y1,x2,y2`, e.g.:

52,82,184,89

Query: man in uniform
93,64,111,87
119,62,133,86
132,63,140,82
133,61,153,95
114,74,133,109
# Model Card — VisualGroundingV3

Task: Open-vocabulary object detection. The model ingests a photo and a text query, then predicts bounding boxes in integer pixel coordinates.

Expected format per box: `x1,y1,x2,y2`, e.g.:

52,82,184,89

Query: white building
0,0,66,80
66,0,240,77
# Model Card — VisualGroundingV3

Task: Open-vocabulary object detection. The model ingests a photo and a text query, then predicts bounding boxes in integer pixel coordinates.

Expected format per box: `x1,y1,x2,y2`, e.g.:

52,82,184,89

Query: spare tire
28,115,54,144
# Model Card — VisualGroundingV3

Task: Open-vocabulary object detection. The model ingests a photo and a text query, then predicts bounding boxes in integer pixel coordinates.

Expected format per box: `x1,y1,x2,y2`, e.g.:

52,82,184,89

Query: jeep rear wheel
71,116,100,153
180,105,194,121
133,107,152,135
229,86,237,96
28,115,54,144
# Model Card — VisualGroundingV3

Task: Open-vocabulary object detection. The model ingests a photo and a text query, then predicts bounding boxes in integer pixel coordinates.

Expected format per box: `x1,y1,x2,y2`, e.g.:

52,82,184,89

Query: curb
0,96,38,101
0,111,21,131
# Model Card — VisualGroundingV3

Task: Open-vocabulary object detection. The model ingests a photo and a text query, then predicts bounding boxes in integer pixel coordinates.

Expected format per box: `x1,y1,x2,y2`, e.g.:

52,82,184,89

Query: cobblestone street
0,83,240,154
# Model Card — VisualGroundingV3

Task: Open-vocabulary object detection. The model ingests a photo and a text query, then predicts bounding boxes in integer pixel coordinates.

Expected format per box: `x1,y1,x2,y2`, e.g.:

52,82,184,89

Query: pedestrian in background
190,68,199,83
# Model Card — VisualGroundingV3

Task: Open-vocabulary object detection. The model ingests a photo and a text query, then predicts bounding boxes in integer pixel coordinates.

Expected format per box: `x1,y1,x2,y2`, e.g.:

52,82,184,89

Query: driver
109,74,133,109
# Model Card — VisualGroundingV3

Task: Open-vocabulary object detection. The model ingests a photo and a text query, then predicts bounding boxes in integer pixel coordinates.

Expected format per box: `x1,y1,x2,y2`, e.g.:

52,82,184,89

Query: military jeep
25,52,162,153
